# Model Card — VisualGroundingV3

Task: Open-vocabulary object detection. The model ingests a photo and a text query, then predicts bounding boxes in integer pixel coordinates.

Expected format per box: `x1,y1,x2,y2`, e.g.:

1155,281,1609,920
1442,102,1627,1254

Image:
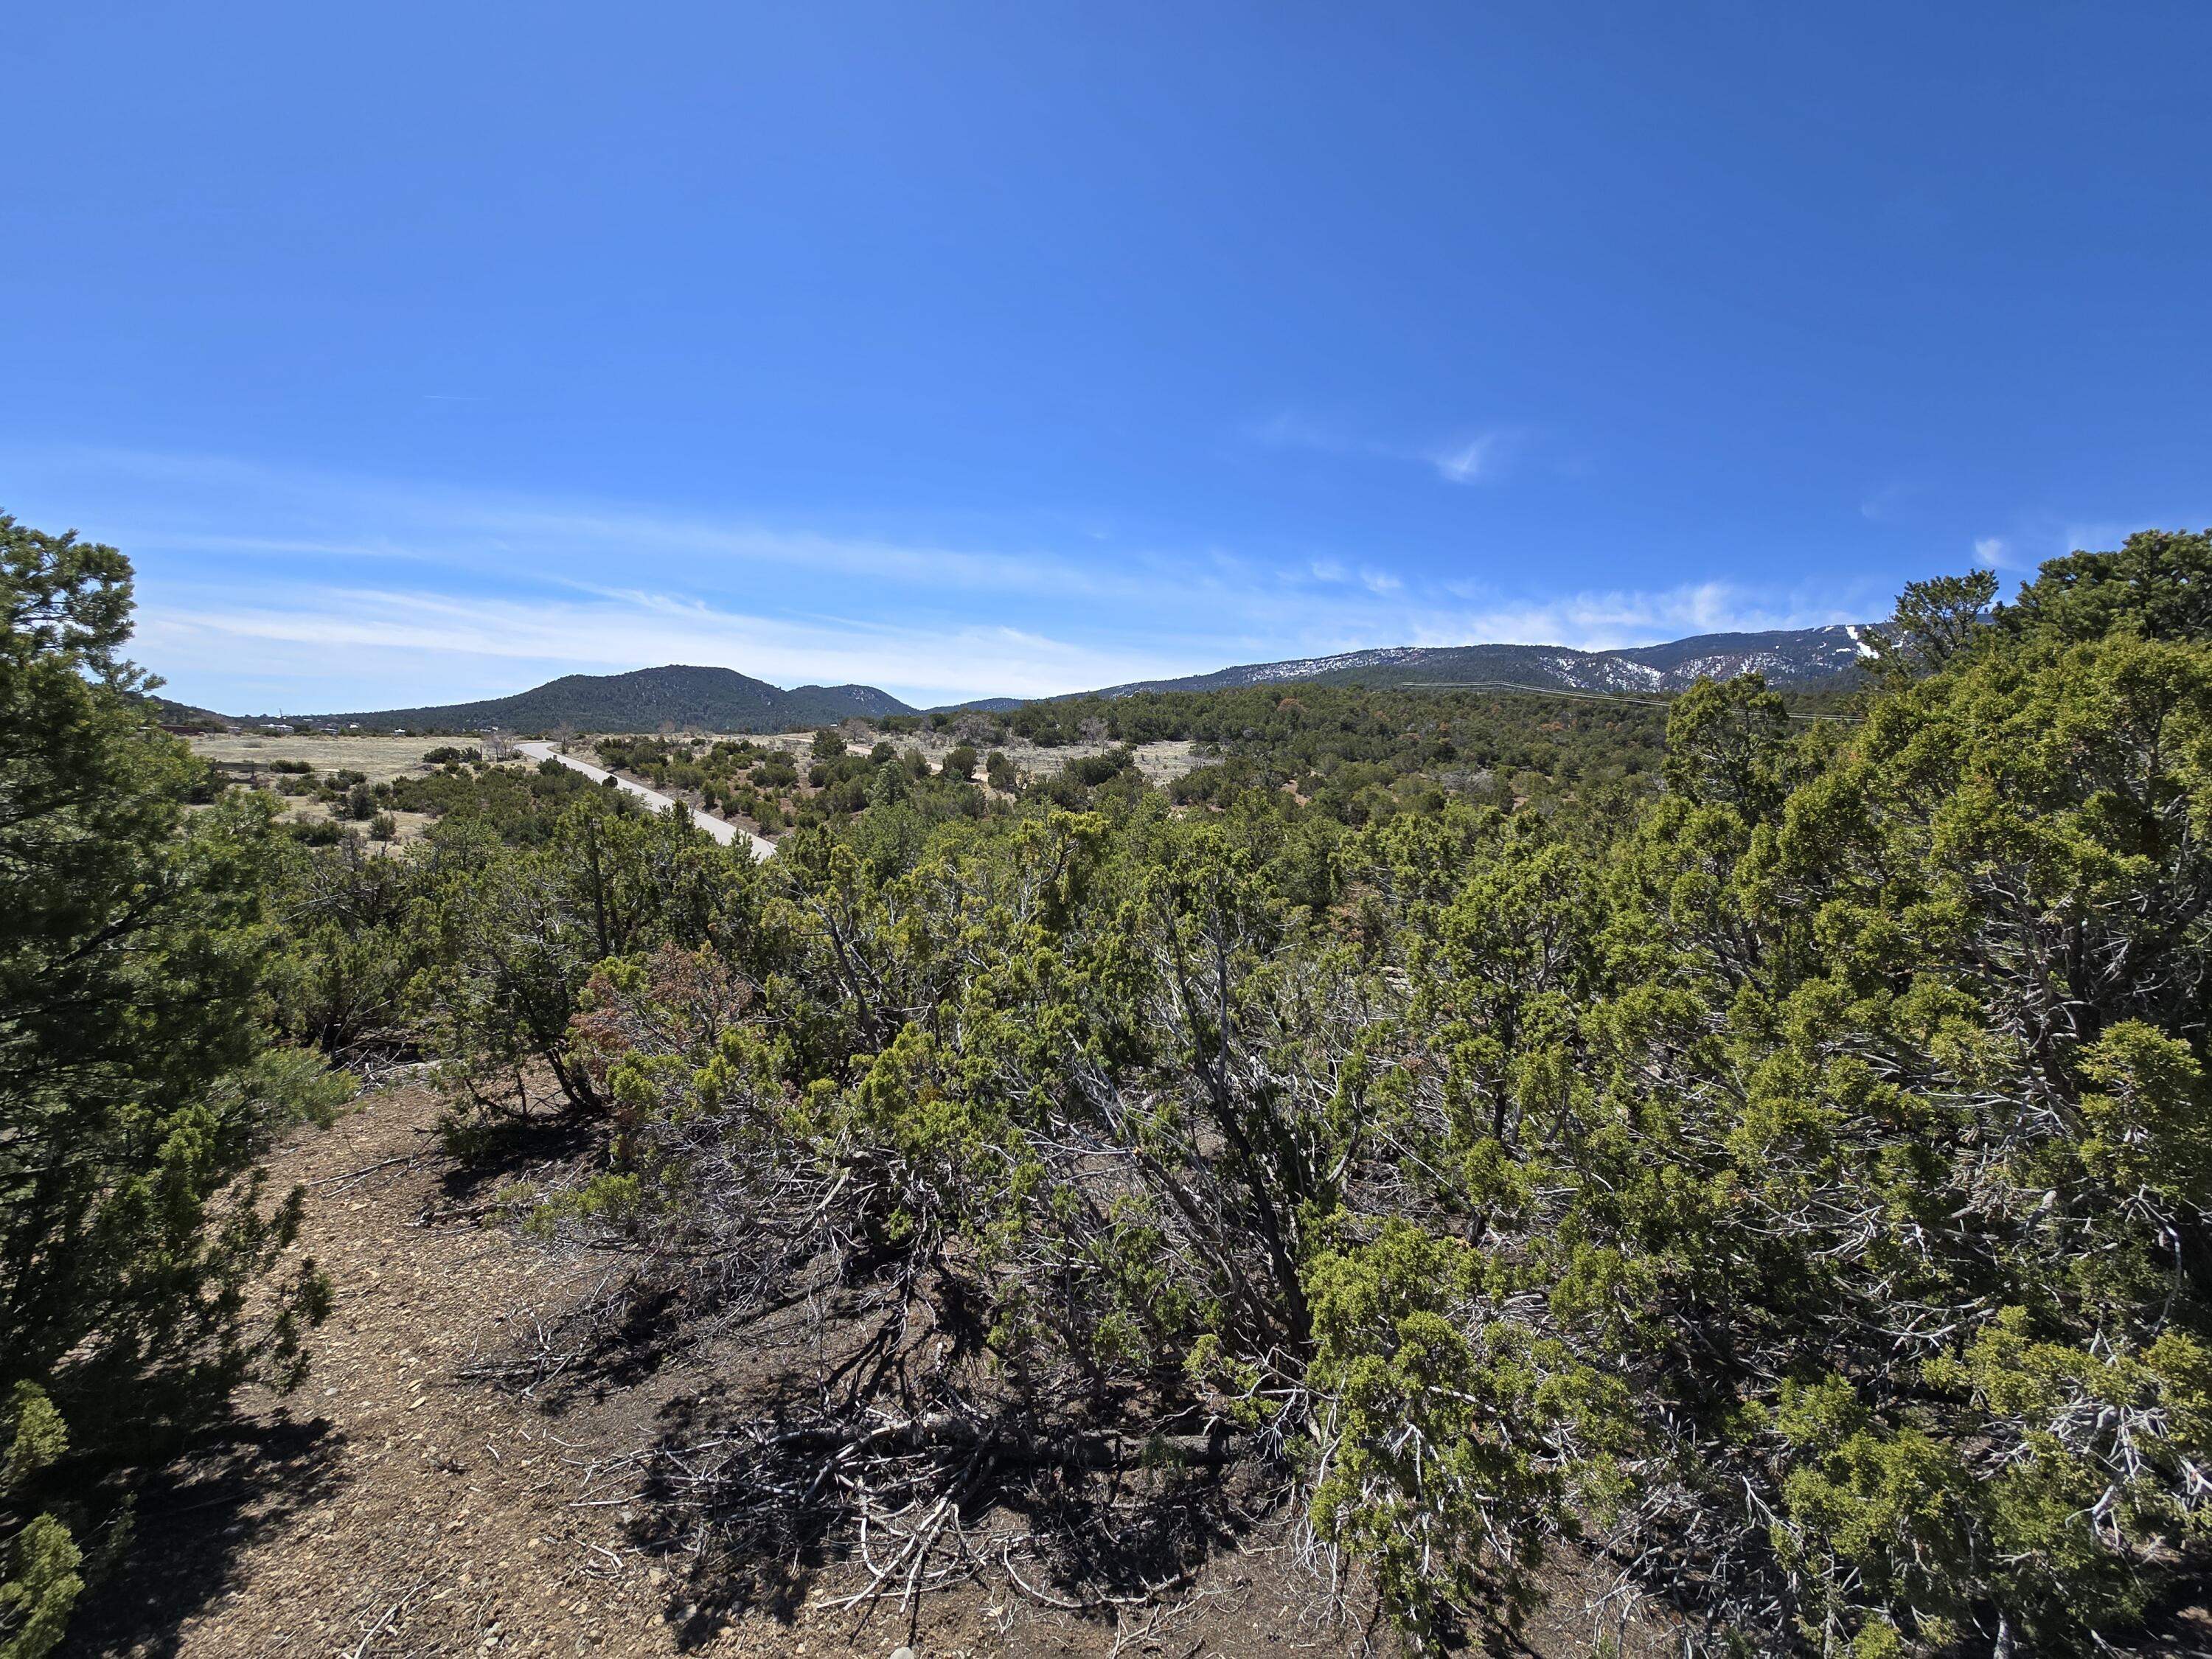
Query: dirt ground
71,1088,1672,1659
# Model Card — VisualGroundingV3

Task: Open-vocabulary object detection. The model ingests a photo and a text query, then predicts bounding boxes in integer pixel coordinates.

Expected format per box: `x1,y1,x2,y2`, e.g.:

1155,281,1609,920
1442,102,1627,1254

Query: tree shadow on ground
69,1408,348,1658
607,1338,1280,1653
433,1102,601,1208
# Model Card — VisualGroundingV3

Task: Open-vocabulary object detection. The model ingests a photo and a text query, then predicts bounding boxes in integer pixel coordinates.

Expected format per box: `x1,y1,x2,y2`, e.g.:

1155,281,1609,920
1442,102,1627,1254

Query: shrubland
583,679,1682,841
7,512,2212,1656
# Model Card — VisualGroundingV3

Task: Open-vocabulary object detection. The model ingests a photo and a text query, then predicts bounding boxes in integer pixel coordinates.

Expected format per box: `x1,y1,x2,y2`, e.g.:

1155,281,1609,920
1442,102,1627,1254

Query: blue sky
4,4,2208,711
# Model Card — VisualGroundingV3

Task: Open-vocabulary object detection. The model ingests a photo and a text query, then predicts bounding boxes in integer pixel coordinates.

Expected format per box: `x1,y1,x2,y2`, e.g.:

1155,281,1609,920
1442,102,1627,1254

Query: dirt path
67,1090,1348,1659
72,1085,1667,1659
75,1085,715,1659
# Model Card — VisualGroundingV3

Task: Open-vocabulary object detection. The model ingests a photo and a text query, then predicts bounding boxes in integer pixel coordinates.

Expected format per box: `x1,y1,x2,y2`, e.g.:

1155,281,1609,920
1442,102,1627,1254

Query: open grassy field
187,733,462,844
188,731,464,785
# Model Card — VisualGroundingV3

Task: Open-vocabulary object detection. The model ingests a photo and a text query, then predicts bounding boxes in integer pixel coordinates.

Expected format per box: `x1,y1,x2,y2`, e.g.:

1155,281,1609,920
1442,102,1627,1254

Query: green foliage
1307,1224,1631,1644
1659,672,1792,813
998,681,1666,827
267,833,434,1055
1869,568,1998,680
491,529,2212,1652
0,1385,81,1659
0,1513,81,1659
1,515,344,1655
573,730,1001,843
2006,525,2212,645
375,754,599,839
406,793,767,1133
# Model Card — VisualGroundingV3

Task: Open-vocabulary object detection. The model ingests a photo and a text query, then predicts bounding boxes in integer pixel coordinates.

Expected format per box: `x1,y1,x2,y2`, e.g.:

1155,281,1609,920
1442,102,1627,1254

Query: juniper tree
0,515,343,1658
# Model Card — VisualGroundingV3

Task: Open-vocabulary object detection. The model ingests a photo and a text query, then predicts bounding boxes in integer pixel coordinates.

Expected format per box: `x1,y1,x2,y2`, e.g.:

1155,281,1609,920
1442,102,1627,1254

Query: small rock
890,1648,917,1659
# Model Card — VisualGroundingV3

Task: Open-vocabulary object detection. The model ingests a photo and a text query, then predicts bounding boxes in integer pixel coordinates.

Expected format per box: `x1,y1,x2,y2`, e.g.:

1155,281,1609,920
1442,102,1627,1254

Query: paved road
517,742,777,861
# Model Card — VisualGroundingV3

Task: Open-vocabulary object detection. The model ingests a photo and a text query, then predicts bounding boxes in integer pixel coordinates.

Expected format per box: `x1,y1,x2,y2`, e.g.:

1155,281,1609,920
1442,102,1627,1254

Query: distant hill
1067,624,1877,700
299,664,916,734
145,695,234,731
935,696,1027,714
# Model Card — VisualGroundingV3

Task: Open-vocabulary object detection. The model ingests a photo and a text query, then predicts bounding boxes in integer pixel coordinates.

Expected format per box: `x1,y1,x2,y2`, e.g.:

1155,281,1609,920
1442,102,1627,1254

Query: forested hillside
301,663,916,734
9,512,2212,1657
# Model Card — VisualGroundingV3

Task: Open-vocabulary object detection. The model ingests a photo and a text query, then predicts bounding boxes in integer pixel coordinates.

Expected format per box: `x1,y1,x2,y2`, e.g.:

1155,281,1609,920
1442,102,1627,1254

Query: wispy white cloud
1423,433,1508,485
5,442,1882,712
1253,411,1519,486
1429,579,1864,653
6,443,1169,604
1972,536,2007,567
135,582,1203,711
1860,481,1919,522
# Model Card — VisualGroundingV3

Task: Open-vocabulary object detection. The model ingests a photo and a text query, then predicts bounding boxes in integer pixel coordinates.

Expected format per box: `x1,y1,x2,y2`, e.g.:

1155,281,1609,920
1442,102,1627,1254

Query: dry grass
185,734,451,845
188,732,455,784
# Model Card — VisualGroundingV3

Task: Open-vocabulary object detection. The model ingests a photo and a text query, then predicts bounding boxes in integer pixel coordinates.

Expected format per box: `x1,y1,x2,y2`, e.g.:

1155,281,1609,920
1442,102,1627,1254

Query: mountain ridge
965,623,1879,706
248,625,1874,732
